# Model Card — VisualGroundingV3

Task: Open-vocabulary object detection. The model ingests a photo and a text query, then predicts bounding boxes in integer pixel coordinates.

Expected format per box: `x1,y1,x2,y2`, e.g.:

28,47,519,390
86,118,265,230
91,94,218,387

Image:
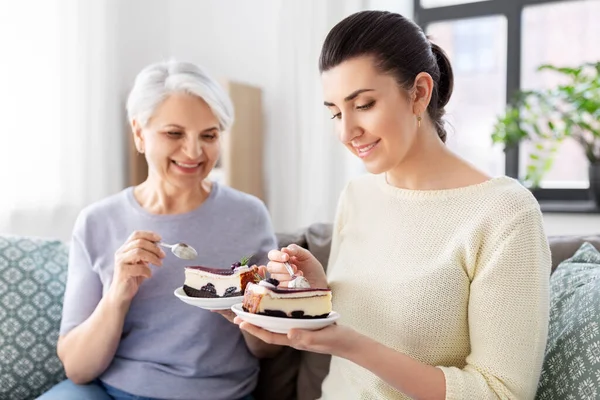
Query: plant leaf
240,254,253,266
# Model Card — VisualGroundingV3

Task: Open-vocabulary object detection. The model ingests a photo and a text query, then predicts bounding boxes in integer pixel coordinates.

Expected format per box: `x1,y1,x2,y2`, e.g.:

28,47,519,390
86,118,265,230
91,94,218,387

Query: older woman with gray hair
38,60,278,400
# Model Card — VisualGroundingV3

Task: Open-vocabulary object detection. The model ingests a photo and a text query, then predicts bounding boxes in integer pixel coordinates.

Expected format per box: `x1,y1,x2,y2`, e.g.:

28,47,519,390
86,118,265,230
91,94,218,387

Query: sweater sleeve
438,206,551,400
59,210,103,336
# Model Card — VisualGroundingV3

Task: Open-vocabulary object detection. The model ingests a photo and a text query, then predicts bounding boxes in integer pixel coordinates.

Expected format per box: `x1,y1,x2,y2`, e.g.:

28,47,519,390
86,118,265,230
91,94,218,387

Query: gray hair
126,60,234,131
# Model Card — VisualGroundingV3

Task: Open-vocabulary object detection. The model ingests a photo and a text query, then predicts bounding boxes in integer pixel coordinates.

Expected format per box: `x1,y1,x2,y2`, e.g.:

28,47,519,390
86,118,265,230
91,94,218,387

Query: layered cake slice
183,256,261,298
243,279,332,319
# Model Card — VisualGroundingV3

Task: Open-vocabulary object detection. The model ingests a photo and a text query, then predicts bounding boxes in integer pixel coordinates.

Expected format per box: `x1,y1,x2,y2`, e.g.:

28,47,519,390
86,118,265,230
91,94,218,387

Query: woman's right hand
109,230,165,306
267,244,328,288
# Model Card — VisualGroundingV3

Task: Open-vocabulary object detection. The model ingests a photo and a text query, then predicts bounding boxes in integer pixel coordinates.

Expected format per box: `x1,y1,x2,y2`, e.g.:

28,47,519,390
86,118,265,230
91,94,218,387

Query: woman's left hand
234,317,358,357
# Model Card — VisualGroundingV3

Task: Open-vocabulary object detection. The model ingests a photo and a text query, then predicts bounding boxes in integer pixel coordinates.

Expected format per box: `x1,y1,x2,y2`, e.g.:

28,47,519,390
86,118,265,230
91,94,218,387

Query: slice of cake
183,256,260,298
243,279,332,319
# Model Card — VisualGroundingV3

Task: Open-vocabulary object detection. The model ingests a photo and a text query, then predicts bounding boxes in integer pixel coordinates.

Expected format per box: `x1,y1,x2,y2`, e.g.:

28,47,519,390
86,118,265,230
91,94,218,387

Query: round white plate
174,287,243,310
230,303,340,334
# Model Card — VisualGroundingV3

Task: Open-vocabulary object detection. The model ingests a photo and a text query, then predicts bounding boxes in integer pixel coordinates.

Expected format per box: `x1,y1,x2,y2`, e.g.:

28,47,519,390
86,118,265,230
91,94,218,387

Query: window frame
413,0,590,202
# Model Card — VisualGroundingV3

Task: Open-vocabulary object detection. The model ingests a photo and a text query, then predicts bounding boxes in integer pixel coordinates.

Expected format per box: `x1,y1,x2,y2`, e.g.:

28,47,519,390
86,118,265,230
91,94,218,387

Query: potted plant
491,62,600,206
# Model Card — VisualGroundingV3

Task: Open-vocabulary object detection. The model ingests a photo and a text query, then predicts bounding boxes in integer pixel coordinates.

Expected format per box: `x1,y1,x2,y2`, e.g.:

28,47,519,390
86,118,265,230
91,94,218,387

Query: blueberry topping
224,287,237,295
265,278,280,286
223,287,240,297
291,311,306,318
231,261,242,270
200,283,216,295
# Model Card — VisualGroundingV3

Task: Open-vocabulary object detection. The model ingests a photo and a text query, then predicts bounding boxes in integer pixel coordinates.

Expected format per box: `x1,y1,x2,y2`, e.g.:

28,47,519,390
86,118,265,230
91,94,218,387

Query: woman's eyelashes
357,100,376,111
330,100,376,120
164,131,219,141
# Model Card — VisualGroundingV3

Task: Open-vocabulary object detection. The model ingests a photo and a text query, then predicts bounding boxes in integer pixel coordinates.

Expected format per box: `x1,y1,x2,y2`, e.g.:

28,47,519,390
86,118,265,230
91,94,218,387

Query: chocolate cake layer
183,285,242,298
242,307,330,319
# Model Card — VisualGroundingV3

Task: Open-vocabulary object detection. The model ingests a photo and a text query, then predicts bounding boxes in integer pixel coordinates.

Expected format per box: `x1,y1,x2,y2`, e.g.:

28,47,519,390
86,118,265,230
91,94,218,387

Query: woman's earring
417,115,422,128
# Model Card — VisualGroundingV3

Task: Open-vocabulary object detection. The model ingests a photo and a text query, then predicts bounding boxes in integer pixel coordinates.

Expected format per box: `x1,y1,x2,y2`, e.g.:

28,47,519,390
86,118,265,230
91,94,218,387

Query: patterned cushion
0,235,68,400
536,242,600,400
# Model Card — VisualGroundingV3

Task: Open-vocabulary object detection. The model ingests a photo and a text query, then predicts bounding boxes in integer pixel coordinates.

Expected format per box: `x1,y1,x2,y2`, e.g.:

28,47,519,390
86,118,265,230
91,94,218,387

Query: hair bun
430,42,453,109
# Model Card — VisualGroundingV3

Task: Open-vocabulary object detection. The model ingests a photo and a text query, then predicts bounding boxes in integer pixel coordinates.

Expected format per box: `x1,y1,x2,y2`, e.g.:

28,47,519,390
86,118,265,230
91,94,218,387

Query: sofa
0,224,599,400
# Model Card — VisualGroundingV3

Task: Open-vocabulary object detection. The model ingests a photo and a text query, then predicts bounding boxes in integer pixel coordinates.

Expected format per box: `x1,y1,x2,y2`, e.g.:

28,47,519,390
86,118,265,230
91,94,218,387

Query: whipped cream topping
288,277,311,289
232,265,253,273
258,280,277,289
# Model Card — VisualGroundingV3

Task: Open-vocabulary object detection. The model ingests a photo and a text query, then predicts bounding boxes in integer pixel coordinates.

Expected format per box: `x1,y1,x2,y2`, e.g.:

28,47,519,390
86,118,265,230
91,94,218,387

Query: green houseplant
491,61,600,206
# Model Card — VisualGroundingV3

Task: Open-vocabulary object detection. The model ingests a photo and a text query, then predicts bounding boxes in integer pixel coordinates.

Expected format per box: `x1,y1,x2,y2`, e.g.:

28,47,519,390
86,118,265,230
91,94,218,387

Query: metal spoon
158,242,198,260
283,262,311,289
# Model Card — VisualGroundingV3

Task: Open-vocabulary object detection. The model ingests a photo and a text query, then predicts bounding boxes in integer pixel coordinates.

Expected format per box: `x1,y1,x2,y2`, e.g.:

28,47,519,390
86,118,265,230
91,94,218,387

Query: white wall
167,0,280,89
115,0,172,101
366,0,413,14
70,0,412,236
162,0,410,232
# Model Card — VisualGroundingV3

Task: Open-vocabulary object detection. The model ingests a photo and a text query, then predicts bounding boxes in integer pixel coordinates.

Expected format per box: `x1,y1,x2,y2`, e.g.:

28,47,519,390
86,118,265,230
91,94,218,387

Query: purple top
60,183,277,400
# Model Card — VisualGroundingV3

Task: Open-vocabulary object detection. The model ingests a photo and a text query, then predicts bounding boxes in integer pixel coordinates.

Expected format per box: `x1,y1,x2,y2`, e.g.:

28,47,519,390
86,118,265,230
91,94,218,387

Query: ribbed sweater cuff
438,366,463,400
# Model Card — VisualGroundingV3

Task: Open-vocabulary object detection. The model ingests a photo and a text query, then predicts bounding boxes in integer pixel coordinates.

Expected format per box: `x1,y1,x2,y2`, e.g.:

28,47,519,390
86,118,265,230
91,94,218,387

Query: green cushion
536,242,600,400
0,235,68,400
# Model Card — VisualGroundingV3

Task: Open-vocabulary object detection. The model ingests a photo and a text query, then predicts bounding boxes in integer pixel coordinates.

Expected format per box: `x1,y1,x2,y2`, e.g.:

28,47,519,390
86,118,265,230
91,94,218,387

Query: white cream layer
184,268,249,296
248,283,330,299
246,283,332,316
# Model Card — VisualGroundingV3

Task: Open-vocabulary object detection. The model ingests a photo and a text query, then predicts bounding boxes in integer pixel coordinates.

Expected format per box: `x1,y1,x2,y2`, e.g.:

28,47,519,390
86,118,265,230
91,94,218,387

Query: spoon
283,262,311,289
158,242,198,260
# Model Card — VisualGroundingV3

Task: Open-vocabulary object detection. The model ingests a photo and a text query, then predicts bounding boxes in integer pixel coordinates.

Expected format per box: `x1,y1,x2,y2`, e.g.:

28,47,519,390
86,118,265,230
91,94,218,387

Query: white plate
230,303,340,334
174,287,243,310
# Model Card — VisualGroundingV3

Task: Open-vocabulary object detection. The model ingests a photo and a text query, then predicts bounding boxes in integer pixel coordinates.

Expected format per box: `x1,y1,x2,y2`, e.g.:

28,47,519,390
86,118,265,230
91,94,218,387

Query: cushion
536,242,600,399
275,222,333,272
0,235,68,400
547,235,600,274
304,223,333,273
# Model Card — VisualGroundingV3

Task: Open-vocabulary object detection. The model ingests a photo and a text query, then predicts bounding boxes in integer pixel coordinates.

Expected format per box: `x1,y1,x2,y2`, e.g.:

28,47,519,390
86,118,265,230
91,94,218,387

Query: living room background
0,0,598,241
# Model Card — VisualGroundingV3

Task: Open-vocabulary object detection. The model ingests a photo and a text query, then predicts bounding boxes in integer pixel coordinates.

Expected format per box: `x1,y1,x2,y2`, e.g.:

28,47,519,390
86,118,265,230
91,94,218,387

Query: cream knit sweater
320,174,550,400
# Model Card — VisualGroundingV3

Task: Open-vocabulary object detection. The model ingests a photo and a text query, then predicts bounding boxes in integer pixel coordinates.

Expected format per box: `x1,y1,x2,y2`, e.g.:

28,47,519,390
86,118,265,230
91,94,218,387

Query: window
520,1,600,189
414,0,600,202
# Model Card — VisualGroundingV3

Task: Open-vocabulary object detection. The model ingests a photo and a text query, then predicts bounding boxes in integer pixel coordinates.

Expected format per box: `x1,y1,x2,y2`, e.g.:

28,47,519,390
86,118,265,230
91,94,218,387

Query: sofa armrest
548,235,600,273
275,223,333,272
